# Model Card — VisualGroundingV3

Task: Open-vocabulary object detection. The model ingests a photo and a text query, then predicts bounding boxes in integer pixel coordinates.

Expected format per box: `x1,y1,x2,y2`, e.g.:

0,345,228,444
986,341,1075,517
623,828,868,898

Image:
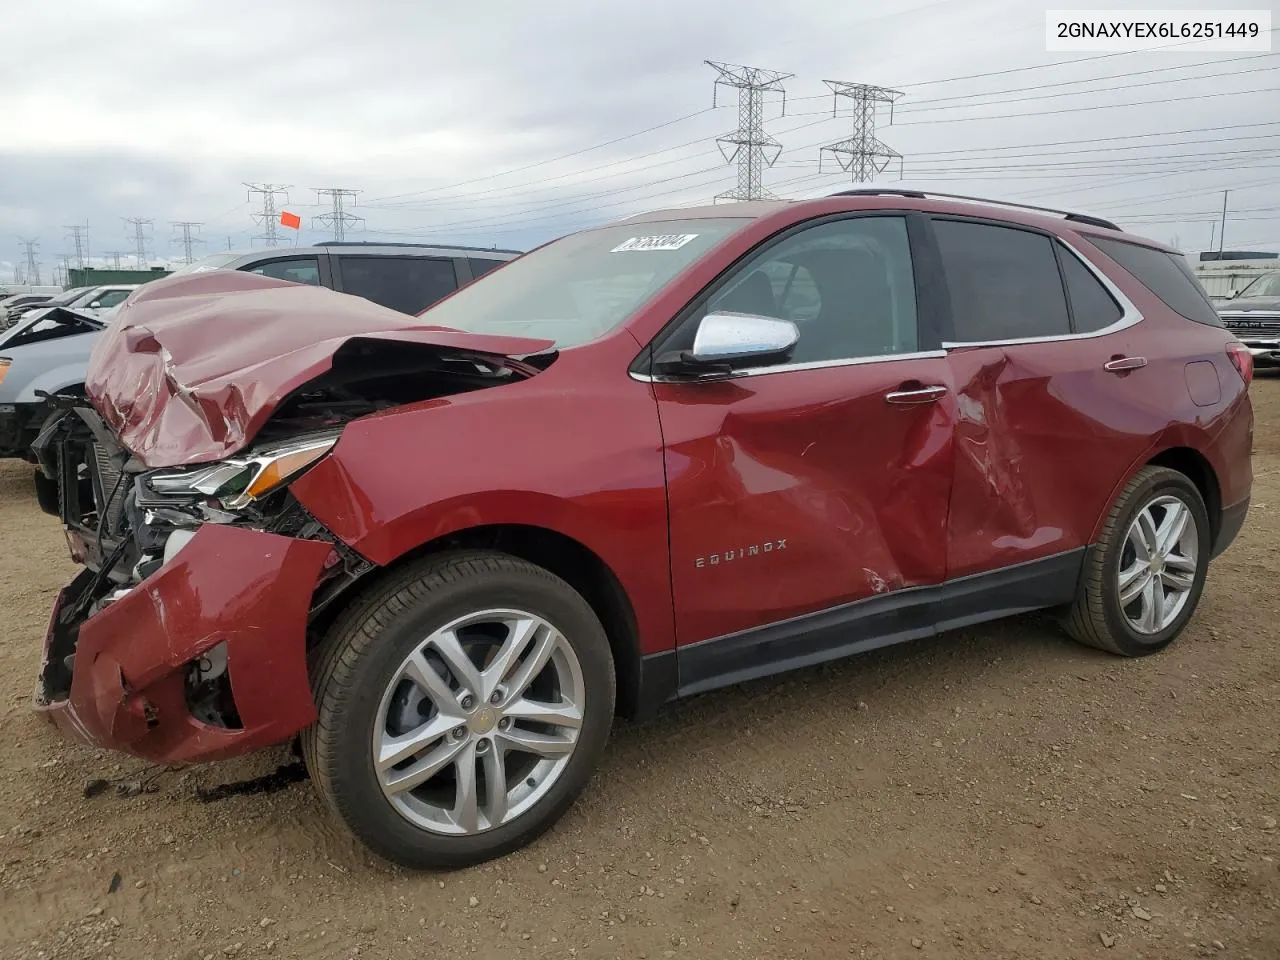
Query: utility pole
244,183,291,247
1217,190,1229,255
171,221,204,264
18,238,41,286
706,61,793,201
64,223,89,268
819,81,904,182
312,188,364,242
123,217,153,268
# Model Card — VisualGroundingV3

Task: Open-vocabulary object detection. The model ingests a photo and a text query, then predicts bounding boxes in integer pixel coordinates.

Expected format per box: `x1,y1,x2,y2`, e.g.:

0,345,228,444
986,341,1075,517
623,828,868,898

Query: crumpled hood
86,271,553,468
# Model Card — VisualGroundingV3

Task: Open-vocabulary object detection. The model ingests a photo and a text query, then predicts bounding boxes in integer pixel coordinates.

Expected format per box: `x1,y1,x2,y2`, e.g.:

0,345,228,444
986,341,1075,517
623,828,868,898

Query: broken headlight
144,432,339,510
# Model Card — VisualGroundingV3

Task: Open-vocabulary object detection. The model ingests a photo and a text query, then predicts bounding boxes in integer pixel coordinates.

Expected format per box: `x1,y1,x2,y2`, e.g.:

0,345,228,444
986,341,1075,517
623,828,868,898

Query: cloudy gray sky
2,0,1278,281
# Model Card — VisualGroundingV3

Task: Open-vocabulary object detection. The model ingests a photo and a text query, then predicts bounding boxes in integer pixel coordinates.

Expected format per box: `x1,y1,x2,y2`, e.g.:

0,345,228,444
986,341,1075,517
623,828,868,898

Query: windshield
417,218,750,348
1239,273,1280,298
170,252,245,275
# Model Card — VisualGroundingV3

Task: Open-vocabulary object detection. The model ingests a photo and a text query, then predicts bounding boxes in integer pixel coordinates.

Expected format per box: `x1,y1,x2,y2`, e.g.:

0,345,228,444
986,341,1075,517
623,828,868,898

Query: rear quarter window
1087,237,1222,327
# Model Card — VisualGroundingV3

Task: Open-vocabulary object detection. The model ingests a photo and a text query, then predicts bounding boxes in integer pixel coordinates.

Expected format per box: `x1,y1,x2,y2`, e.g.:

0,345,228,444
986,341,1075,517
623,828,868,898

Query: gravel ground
1,379,1278,960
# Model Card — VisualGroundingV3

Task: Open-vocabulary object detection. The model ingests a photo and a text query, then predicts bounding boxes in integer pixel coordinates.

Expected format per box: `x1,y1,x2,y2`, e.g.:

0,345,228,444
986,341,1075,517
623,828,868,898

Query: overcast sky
2,0,1277,282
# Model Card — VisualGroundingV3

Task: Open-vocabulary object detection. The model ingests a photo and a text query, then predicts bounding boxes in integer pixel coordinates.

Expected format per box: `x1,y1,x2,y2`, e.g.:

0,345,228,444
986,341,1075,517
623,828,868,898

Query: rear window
1088,237,1221,327
338,256,458,314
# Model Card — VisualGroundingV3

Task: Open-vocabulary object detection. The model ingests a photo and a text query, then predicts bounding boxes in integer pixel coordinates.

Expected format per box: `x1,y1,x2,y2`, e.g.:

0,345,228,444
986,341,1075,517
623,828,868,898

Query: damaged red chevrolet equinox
34,190,1252,868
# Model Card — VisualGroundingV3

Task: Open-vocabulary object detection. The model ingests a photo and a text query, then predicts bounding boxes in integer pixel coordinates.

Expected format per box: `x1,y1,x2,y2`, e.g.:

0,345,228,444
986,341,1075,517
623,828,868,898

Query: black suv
175,241,522,314
0,242,521,466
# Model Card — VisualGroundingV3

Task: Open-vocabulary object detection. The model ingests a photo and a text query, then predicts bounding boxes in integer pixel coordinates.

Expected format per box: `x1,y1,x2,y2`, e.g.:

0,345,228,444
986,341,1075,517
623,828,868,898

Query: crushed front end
31,406,370,763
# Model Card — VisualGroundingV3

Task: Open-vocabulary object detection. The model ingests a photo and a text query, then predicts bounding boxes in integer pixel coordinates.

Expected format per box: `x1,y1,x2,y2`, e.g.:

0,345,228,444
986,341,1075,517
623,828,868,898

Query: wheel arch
1091,442,1222,546
312,523,650,719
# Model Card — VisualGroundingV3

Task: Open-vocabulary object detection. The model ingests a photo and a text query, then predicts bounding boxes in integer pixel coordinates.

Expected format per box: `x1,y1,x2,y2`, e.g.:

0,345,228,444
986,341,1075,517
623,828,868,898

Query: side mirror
659,311,799,375
1228,289,1239,299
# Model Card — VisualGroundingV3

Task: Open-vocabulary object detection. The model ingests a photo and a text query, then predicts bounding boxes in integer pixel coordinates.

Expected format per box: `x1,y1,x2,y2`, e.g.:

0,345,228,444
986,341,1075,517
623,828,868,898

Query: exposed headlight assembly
146,433,338,509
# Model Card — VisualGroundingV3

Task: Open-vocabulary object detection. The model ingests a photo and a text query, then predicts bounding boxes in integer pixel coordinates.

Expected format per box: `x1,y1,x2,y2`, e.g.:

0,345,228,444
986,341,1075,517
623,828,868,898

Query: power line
18,238,41,286
312,188,364,241
706,60,793,201
123,218,153,268
64,223,89,269
171,221,204,264
890,54,1276,110
244,183,291,247
896,62,1278,115
819,81,903,182
894,83,1280,125
365,107,720,204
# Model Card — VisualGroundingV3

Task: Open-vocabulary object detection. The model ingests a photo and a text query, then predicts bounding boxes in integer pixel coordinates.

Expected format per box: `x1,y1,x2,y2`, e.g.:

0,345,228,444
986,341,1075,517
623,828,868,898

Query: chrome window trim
630,349,948,383
939,235,1144,349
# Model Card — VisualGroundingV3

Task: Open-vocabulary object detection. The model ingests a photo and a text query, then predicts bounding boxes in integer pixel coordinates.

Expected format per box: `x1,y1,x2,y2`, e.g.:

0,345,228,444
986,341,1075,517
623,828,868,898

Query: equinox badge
695,539,788,568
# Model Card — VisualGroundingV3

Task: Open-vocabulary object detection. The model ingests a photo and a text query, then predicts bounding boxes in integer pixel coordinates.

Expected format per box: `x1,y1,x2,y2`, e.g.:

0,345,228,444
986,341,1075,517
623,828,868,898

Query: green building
68,266,172,288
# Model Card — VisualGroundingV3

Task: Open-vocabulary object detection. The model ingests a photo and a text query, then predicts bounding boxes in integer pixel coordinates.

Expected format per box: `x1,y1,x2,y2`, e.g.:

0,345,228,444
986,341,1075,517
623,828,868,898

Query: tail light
1226,341,1253,386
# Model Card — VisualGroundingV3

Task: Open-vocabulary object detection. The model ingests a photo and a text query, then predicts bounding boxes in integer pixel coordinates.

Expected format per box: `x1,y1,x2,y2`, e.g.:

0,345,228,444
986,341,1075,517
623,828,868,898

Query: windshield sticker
611,234,699,253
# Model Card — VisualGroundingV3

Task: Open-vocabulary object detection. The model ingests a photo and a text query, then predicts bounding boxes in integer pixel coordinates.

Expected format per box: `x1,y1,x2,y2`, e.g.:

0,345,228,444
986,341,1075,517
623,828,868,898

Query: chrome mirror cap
689,311,799,366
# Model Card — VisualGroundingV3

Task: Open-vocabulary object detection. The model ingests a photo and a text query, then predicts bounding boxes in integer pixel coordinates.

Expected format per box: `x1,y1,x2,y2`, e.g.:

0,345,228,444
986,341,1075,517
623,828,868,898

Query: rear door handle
1104,356,1147,372
885,384,948,405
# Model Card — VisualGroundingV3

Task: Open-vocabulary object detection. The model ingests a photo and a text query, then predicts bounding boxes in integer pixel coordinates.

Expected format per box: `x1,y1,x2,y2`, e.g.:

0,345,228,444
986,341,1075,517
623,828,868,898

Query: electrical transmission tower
65,223,89,268
18,238,41,286
58,254,74,287
312,188,364,242
124,217,153,268
706,60,793,201
819,81,904,182
171,221,204,263
105,251,126,270
245,183,291,247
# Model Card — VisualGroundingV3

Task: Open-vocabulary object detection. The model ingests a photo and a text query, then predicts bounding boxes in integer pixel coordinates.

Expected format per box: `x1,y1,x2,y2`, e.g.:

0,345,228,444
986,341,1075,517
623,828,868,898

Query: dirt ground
2,384,1279,960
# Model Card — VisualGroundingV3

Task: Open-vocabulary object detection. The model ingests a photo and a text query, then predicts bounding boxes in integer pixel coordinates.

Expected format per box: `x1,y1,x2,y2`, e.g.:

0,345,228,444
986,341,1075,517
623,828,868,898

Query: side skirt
656,548,1086,700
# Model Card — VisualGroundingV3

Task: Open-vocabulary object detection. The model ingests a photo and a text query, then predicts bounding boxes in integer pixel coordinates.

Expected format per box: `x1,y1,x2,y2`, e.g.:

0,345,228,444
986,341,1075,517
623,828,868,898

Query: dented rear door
930,216,1155,578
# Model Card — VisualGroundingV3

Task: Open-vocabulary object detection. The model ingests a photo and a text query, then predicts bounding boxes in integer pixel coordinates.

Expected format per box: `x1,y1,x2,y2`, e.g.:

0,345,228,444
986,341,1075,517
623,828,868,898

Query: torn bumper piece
34,522,334,764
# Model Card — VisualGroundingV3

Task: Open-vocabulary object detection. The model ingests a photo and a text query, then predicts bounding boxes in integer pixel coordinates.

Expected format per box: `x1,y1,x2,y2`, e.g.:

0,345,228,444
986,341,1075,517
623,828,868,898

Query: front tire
1063,466,1211,656
303,551,615,869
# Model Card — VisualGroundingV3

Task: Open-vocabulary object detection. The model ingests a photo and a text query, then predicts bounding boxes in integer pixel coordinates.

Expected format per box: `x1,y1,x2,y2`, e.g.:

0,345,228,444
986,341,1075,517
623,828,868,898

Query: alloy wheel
1116,494,1200,635
373,609,585,835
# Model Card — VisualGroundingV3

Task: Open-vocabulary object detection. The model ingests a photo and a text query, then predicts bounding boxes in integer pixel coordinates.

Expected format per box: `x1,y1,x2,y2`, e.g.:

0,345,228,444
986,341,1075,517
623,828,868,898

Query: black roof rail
314,240,523,254
828,188,1121,232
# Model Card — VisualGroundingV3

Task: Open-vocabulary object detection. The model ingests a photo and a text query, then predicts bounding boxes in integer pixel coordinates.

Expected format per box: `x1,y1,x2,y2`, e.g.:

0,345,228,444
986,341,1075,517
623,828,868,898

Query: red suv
33,190,1253,868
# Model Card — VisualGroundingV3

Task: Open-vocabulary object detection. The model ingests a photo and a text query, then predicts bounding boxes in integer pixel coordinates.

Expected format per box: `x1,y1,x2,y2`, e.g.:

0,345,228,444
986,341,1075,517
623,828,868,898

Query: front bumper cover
35,522,334,764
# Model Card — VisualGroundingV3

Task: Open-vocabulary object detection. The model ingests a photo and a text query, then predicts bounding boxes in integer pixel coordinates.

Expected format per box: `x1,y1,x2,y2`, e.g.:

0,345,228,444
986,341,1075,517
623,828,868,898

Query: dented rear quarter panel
289,336,676,656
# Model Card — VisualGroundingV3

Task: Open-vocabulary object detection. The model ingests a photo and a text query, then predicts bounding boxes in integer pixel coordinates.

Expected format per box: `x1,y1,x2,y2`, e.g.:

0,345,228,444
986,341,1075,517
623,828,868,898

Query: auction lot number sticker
611,234,699,253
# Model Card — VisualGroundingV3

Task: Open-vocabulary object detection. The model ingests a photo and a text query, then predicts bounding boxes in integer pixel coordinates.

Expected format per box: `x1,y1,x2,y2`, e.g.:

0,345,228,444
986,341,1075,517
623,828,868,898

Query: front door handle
885,384,948,405
1104,355,1147,373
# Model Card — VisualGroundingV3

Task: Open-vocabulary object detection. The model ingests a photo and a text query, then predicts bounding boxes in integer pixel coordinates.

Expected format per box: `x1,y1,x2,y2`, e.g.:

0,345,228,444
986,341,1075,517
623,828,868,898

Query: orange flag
279,211,301,229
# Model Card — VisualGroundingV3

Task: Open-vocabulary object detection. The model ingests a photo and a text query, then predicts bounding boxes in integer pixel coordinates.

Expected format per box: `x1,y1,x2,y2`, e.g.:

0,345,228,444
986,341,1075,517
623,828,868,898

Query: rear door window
1087,237,1222,327
337,256,458,314
247,257,322,286
468,257,506,280
933,219,1071,342
1057,244,1123,333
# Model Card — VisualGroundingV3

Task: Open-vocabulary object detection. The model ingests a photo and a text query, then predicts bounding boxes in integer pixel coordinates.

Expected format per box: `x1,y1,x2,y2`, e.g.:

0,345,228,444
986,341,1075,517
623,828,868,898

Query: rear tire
1063,466,1210,656
303,550,615,869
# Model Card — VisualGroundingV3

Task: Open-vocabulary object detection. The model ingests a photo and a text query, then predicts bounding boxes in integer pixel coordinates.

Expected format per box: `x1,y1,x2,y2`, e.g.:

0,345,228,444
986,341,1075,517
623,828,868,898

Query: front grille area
1221,312,1280,337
